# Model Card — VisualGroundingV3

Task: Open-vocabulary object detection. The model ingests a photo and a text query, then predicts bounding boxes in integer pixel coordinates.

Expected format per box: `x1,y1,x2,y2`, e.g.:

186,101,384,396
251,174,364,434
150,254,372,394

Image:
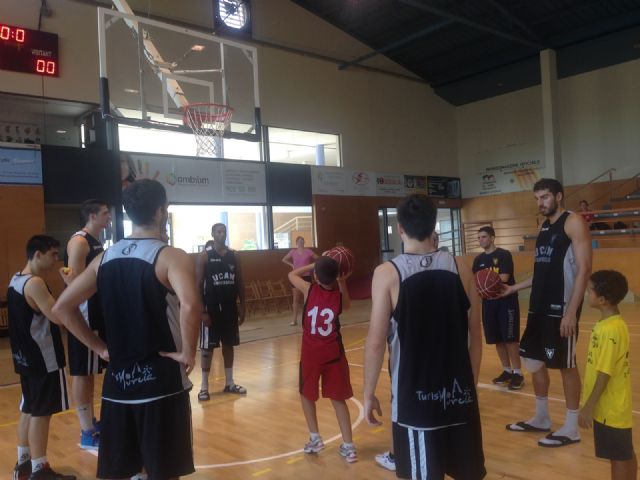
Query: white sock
201,371,209,391
17,446,30,464
310,432,321,441
225,368,234,387
342,442,354,448
31,456,47,472
513,368,522,375
524,397,551,429
503,366,512,373
77,404,94,431
130,474,149,480
554,409,580,438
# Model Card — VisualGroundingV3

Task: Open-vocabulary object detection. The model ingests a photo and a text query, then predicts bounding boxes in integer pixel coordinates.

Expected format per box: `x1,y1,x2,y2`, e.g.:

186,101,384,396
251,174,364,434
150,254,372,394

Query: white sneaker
303,436,325,453
339,443,358,463
375,451,396,471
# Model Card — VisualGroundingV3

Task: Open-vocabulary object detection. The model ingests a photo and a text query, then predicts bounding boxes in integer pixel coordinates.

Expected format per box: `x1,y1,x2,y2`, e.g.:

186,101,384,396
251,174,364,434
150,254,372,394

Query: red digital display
0,23,58,76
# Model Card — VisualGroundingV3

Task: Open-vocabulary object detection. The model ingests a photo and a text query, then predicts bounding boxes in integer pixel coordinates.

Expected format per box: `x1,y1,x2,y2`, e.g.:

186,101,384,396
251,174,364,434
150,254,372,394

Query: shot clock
0,23,59,76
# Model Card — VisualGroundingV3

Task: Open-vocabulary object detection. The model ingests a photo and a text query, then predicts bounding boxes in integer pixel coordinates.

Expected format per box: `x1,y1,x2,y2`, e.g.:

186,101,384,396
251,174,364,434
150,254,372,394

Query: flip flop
538,433,580,448
506,421,551,432
223,384,247,394
197,390,210,401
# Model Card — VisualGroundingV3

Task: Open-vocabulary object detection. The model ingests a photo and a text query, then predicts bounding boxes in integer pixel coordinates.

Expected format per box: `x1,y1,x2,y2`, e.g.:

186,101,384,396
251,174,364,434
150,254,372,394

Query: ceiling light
191,44,205,52
124,88,139,93
56,129,67,134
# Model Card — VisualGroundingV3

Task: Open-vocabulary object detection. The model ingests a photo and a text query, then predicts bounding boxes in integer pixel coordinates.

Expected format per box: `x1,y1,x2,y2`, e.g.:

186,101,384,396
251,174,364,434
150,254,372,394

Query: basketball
474,268,503,299
322,246,355,276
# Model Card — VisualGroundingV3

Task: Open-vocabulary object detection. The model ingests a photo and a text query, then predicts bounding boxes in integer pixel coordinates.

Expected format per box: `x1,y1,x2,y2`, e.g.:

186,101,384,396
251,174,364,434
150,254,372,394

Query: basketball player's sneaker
339,443,358,463
508,373,525,390
80,427,99,450
12,460,31,480
28,463,76,479
375,451,396,471
492,370,512,385
303,436,325,453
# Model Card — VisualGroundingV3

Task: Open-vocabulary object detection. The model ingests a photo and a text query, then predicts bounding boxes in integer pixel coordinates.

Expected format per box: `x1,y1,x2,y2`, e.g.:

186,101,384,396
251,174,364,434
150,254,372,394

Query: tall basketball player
54,180,201,479
64,199,111,449
195,223,247,400
503,178,592,448
364,194,485,480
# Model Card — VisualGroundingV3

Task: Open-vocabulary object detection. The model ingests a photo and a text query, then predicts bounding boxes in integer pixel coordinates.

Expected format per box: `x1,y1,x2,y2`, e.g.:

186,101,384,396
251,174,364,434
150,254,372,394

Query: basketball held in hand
322,246,355,276
474,268,503,299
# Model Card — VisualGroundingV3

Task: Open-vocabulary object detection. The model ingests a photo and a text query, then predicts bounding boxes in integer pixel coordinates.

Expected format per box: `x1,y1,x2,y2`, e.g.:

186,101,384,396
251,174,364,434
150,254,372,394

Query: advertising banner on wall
0,144,42,185
427,176,462,199
311,166,376,196
462,143,545,197
124,153,266,204
375,173,404,196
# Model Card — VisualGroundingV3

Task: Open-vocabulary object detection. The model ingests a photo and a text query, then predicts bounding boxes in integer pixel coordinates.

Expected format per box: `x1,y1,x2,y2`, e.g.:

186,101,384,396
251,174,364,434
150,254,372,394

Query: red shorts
299,354,353,402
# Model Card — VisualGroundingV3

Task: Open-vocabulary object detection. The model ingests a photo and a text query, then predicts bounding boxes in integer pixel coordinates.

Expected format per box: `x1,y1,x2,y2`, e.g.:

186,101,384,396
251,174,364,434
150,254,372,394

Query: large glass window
272,206,313,249
168,204,267,252
435,208,462,255
268,127,340,166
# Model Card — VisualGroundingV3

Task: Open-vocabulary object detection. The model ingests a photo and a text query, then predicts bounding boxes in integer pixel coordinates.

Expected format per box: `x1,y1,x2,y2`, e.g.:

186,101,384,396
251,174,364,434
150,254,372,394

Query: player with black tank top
196,223,247,400
503,179,592,449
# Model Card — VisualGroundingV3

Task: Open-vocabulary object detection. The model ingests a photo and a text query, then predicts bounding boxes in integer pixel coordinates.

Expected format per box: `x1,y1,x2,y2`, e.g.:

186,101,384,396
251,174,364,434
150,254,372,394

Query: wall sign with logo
427,176,461,199
123,152,266,204
0,144,42,184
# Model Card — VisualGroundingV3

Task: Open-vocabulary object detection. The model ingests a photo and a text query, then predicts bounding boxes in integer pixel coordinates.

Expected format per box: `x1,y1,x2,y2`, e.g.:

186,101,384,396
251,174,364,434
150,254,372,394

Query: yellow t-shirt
580,314,632,428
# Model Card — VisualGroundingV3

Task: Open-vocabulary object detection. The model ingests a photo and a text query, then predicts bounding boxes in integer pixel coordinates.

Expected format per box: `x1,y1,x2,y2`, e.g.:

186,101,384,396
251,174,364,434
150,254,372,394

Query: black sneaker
13,460,31,480
29,464,76,480
508,373,525,390
492,370,512,385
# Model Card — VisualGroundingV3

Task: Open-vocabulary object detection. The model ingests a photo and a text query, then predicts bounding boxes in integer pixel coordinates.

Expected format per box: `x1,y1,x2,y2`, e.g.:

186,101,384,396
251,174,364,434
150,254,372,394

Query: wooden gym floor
0,299,639,479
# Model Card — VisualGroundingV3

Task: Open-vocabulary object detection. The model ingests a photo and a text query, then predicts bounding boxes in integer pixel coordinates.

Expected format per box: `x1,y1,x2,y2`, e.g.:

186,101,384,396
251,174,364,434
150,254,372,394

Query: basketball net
183,103,234,157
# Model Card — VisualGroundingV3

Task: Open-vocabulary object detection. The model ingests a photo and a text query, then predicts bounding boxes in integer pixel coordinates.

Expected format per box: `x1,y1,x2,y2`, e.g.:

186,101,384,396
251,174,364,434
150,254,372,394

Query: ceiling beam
486,0,546,46
338,19,454,70
399,0,543,50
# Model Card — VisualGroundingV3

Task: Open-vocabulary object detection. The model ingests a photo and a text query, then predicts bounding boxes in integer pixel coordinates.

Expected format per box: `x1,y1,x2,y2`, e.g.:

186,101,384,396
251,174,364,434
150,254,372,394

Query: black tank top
204,242,239,306
530,211,578,316
388,251,479,429
64,231,105,331
7,273,66,375
98,238,191,402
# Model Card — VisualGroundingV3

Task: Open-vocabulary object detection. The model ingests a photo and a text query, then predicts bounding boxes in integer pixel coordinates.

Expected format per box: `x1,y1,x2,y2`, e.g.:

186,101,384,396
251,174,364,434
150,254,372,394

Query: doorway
378,207,403,262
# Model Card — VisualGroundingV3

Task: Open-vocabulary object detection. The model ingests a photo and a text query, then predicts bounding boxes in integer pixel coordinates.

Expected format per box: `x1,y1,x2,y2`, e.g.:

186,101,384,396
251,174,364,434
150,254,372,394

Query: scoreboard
0,23,59,77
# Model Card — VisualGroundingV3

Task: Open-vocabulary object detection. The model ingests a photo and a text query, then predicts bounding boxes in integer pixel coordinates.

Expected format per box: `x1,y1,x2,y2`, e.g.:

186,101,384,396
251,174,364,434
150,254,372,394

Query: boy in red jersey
289,256,356,463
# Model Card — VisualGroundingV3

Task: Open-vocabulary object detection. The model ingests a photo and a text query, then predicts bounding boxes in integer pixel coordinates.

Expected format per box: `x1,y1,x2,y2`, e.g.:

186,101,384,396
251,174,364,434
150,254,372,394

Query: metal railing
274,215,313,234
564,168,616,207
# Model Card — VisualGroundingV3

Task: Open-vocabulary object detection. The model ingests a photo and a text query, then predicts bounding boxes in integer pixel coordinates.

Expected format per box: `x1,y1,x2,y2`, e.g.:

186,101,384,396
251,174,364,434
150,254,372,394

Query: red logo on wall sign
352,171,370,185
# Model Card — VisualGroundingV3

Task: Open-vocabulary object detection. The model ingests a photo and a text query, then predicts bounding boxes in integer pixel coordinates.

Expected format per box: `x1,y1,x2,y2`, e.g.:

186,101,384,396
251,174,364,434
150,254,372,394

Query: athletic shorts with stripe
393,419,486,480
97,391,194,480
519,312,579,369
20,369,70,417
68,301,106,376
200,302,239,350
481,295,520,344
299,353,353,402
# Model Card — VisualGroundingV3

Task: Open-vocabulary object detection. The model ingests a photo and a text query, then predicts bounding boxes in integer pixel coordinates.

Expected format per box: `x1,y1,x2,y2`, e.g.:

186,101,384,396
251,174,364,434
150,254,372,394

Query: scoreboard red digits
0,23,59,77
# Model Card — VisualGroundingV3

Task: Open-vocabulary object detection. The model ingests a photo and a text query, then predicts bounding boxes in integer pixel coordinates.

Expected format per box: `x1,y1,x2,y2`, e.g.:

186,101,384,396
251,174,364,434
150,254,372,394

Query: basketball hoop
183,103,234,157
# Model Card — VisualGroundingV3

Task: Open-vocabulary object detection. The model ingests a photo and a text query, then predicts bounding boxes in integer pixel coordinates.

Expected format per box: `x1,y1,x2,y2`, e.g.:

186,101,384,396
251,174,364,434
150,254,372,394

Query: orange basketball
322,246,355,276
474,268,503,299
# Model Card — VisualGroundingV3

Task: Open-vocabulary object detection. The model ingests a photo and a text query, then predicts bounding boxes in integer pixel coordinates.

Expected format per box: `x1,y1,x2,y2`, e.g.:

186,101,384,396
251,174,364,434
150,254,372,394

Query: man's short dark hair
478,226,495,237
533,178,564,196
122,180,167,226
315,256,339,285
80,199,109,225
590,270,628,306
26,235,60,260
211,223,226,234
396,194,437,241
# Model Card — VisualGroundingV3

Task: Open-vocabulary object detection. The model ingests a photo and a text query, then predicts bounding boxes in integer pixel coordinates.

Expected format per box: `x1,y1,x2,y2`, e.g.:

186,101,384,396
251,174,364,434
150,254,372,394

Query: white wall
457,58,640,195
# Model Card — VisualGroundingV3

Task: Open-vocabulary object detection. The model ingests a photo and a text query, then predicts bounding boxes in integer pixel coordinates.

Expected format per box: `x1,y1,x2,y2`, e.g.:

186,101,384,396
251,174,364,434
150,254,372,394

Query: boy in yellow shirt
579,270,636,480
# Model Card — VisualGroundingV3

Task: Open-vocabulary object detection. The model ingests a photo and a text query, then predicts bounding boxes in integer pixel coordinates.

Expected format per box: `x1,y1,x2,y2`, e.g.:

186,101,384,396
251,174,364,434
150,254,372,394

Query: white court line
194,397,365,469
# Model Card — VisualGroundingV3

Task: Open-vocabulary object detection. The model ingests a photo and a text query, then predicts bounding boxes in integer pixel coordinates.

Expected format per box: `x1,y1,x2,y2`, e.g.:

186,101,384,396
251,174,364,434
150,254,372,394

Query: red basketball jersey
302,284,343,364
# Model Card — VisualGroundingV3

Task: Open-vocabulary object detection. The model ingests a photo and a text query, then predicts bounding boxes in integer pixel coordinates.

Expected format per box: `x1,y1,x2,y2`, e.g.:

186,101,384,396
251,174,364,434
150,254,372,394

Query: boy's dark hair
26,235,60,260
80,199,109,225
396,194,437,241
478,226,495,237
122,180,167,226
211,223,226,234
315,256,339,285
590,270,628,306
533,178,564,197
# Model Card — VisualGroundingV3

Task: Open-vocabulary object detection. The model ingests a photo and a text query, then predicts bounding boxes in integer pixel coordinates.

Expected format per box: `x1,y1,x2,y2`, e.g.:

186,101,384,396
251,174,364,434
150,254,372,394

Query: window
268,127,340,167
168,204,267,252
272,206,314,249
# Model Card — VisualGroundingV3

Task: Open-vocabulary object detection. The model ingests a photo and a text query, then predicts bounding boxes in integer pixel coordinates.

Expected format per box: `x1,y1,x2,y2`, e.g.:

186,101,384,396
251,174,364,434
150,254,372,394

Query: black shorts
97,391,194,480
594,421,635,461
20,369,70,417
481,295,520,344
393,420,486,480
519,313,578,369
68,331,107,376
200,302,239,350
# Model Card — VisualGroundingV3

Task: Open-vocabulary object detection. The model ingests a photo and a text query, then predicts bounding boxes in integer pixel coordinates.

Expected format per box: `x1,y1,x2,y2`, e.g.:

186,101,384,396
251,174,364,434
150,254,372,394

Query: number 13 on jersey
307,306,334,336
